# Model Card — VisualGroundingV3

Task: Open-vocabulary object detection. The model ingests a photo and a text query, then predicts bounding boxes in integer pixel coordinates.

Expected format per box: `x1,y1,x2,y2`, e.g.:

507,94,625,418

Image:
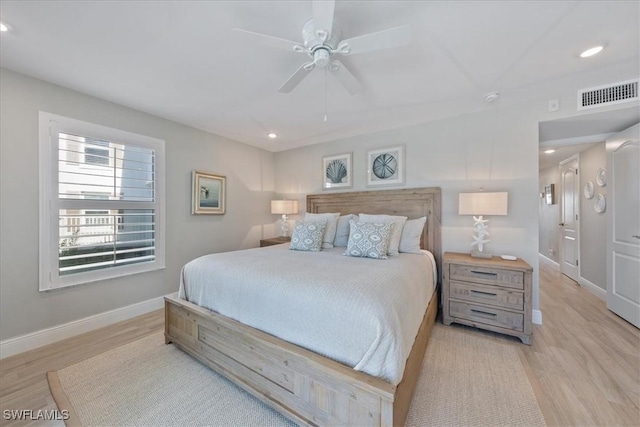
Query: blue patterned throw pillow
289,221,327,252
344,220,393,259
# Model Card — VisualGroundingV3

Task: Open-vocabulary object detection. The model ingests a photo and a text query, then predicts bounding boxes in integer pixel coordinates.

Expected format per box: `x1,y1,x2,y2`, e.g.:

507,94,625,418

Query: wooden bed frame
165,187,441,426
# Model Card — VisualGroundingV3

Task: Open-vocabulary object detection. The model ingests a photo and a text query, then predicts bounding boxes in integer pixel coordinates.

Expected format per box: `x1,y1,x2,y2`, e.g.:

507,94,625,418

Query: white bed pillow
399,216,427,254
333,214,357,247
289,221,327,252
344,220,392,260
358,214,407,256
304,212,340,249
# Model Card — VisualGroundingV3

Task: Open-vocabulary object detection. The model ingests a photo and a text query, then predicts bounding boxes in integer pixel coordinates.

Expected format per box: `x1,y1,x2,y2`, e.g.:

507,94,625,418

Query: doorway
559,155,580,282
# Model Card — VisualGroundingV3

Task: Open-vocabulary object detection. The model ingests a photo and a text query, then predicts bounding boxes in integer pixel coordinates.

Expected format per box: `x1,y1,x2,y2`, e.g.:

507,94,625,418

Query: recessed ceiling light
0,22,9,32
267,133,277,139
580,46,603,58
544,149,556,154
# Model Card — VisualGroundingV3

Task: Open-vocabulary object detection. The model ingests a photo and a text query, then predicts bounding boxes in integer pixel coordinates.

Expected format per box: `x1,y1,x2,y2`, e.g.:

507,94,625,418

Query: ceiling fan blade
338,25,411,55
312,0,335,39
279,62,315,93
329,60,362,95
233,28,303,52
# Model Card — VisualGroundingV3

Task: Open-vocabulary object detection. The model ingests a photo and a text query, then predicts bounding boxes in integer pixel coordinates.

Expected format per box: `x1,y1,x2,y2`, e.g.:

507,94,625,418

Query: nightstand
260,236,291,247
442,252,533,344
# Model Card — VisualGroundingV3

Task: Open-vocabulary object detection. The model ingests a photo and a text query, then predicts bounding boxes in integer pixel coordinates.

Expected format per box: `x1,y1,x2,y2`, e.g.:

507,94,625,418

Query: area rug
48,325,546,426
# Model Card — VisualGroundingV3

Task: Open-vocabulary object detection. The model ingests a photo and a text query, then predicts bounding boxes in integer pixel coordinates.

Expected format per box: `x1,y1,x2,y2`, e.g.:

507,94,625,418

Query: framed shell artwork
322,152,352,190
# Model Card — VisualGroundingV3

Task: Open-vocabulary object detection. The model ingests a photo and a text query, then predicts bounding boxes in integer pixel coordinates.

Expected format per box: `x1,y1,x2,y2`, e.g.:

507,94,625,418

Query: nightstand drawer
450,281,524,311
450,264,524,290
449,300,524,332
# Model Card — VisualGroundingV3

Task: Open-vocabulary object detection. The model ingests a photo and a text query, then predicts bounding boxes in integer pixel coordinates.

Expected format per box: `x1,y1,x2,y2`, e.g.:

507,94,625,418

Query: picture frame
192,171,226,215
366,145,405,187
322,152,352,190
544,184,555,205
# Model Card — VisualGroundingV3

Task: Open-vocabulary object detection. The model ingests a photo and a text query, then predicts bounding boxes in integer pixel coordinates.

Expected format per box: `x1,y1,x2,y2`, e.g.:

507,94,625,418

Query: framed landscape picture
367,145,405,187
322,152,352,190
192,171,226,215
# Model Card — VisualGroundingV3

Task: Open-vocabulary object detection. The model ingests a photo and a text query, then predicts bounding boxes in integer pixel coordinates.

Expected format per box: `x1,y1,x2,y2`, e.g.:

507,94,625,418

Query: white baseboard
532,309,542,325
538,253,559,270
0,295,165,359
578,276,607,300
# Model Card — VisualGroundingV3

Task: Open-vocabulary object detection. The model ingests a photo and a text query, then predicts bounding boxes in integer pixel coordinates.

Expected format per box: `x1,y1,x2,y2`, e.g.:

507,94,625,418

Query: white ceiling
1,1,639,152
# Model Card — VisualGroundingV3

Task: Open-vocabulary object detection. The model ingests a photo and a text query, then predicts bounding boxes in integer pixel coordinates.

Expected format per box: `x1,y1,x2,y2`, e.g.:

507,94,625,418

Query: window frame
39,112,166,291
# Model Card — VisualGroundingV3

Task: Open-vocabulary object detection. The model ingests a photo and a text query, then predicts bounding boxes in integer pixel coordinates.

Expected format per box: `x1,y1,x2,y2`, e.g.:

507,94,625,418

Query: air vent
578,79,638,110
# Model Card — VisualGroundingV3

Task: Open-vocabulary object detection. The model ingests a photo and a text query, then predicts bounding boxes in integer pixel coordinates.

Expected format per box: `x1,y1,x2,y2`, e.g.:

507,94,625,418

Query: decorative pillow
333,214,357,247
399,216,427,254
358,214,407,256
289,221,327,252
344,220,393,259
304,212,340,249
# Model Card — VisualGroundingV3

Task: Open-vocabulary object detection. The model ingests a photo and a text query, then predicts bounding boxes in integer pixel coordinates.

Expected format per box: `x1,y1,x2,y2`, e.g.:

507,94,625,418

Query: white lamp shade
271,200,299,215
459,192,508,216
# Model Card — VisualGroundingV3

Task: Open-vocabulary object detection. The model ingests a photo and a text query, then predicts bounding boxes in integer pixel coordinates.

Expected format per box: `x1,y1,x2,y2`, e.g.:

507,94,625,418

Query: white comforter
178,244,436,385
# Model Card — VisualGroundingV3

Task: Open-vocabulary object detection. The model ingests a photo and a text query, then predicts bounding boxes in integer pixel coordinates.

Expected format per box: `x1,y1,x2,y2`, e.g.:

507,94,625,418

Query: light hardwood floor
1,260,638,426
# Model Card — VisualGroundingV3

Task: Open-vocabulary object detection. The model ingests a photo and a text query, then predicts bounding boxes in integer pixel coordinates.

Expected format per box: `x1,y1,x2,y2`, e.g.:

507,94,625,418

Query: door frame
558,154,581,282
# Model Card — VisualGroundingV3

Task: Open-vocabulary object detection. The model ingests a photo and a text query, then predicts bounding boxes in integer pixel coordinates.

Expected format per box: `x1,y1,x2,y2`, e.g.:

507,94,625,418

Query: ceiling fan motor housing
313,48,331,67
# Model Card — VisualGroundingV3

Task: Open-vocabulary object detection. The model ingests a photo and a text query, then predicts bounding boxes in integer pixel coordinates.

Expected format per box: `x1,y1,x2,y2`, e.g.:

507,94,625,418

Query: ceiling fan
233,0,411,95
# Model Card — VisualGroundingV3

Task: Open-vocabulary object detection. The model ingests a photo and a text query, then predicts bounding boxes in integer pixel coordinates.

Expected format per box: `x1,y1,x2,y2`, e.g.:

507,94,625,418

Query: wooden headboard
307,187,442,282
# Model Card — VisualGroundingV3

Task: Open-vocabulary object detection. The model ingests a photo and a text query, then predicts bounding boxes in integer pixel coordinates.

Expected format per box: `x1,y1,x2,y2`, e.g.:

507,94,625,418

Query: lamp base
470,249,493,259
280,214,289,237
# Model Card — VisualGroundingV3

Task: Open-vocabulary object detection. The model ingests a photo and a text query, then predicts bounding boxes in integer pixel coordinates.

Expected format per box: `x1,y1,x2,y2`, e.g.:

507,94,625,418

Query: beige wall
0,69,276,340
539,165,560,263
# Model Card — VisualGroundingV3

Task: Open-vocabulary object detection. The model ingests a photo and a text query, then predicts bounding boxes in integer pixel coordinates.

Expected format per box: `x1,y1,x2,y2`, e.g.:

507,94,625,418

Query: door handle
559,223,565,226
633,235,640,239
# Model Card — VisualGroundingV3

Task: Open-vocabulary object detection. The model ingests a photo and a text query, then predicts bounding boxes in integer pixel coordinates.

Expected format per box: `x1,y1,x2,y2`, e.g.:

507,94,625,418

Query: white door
607,126,640,328
560,156,580,282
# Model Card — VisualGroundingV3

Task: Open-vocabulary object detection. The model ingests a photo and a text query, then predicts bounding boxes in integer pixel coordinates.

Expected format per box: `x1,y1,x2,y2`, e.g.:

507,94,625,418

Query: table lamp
271,200,299,237
458,192,508,258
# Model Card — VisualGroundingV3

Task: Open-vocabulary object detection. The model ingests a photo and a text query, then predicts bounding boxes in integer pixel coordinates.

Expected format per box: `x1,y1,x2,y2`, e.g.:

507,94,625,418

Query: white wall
0,69,276,341
276,103,542,309
579,142,607,289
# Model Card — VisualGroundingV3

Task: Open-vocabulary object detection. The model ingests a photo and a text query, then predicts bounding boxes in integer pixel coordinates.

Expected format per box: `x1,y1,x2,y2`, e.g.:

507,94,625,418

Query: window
39,112,165,291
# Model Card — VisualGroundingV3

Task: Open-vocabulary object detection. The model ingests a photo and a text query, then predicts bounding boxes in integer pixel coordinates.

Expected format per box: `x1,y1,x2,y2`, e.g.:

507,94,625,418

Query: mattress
178,244,436,384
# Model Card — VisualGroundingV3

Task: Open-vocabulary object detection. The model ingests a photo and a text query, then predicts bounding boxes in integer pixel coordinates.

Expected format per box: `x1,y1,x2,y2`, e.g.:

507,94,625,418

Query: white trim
532,309,543,325
578,276,607,300
0,295,165,359
538,253,560,270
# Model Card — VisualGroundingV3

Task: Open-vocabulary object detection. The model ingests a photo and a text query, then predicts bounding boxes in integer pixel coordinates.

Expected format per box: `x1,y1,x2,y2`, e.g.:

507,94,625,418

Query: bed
165,187,442,426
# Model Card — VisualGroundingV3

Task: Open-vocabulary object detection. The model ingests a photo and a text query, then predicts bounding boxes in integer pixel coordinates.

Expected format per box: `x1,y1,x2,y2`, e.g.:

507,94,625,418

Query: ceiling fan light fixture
267,133,277,139
580,45,604,58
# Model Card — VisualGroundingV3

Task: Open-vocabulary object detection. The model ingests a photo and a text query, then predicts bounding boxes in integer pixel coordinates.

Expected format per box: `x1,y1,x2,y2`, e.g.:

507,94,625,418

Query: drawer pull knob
470,309,498,318
470,270,498,277
470,290,497,297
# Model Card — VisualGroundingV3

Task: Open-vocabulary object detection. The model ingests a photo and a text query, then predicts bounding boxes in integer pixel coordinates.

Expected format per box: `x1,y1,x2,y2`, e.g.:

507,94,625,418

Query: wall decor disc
583,181,595,199
594,194,606,213
596,168,606,186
